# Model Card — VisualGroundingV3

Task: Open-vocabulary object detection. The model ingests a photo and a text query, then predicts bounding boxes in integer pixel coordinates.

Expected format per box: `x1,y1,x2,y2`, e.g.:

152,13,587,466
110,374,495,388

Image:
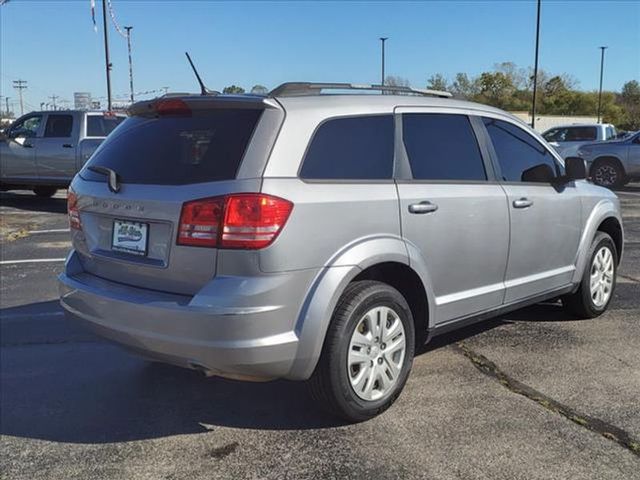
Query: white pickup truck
0,110,125,197
542,123,617,159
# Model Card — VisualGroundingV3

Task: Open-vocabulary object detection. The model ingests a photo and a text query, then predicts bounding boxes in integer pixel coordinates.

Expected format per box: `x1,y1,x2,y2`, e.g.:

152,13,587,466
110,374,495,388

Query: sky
1,0,639,112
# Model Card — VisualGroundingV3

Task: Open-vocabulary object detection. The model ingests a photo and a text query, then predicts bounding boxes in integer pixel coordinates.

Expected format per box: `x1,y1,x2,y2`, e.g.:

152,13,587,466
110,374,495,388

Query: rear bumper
59,250,319,380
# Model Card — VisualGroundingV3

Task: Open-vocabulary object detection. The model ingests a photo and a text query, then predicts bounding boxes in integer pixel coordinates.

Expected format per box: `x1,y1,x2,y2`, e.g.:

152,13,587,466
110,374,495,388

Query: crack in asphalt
454,342,640,457
618,273,640,283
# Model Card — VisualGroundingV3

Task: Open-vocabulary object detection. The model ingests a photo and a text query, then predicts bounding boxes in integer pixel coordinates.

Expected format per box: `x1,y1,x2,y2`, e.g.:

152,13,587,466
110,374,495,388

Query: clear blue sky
1,0,639,111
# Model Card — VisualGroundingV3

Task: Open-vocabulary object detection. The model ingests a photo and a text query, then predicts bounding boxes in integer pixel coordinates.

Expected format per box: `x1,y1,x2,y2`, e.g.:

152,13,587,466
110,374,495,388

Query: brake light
177,194,293,249
154,98,191,116
67,189,81,230
177,197,224,247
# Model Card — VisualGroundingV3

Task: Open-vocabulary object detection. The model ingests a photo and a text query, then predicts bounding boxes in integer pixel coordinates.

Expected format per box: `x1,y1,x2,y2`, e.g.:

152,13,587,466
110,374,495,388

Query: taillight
67,189,81,230
177,197,224,247
177,194,293,249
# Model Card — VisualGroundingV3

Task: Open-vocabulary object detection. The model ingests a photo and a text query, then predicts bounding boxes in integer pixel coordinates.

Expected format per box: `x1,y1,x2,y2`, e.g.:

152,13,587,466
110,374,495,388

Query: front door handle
23,143,34,148
513,198,533,209
62,143,73,148
408,201,438,214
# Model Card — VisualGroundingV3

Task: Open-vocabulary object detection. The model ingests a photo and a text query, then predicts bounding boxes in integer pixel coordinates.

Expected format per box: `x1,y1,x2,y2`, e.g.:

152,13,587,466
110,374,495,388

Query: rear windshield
86,115,126,137
81,109,262,185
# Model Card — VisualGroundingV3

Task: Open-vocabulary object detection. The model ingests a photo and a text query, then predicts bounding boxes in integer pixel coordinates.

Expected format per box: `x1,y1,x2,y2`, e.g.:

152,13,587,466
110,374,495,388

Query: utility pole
101,0,113,111
40,102,45,110
162,86,169,95
5,97,10,117
124,26,135,104
49,94,59,111
597,46,608,123
379,37,388,87
12,79,27,116
531,0,541,129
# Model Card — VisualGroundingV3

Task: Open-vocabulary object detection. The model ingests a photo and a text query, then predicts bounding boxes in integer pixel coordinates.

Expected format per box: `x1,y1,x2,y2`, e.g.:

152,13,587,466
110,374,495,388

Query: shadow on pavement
0,191,67,214
0,298,576,444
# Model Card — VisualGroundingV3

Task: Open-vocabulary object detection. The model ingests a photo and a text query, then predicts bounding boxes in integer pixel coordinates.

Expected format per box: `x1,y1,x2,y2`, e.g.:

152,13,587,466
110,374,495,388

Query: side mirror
521,163,555,183
565,157,587,181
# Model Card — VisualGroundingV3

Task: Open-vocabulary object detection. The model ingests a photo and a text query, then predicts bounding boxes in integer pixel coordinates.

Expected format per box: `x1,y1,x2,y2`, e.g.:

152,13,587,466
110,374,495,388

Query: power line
49,94,59,110
13,79,27,116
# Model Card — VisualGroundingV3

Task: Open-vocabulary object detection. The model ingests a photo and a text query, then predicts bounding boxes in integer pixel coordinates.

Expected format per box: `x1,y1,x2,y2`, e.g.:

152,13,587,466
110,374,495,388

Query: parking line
617,191,640,197
0,258,66,265
28,228,70,234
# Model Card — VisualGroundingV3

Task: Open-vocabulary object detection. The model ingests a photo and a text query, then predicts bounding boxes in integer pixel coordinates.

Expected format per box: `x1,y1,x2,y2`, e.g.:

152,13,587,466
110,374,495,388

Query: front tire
308,280,415,422
33,186,58,198
563,232,617,318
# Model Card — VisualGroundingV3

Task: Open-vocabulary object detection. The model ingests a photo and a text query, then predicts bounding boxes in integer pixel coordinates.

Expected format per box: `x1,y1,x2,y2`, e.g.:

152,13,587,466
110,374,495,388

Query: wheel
562,232,617,318
33,186,58,198
591,159,625,189
308,280,415,422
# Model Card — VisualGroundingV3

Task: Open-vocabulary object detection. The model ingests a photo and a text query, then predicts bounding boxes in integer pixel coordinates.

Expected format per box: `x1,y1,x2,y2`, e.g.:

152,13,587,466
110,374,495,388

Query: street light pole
124,26,135,104
101,0,113,111
531,0,541,129
597,46,608,123
379,37,388,87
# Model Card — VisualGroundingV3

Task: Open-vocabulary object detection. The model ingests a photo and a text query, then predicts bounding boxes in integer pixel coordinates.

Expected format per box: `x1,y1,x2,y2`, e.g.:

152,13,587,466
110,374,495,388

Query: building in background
74,92,92,110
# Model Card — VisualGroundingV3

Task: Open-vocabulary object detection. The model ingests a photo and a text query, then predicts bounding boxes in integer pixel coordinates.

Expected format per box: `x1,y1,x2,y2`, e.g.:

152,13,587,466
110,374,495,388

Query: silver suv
59,83,624,421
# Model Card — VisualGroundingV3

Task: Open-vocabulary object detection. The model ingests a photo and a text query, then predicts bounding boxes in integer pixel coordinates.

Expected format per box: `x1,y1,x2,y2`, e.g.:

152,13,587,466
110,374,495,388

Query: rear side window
300,115,394,180
81,109,263,185
86,115,125,137
402,114,486,181
44,114,73,138
483,117,558,183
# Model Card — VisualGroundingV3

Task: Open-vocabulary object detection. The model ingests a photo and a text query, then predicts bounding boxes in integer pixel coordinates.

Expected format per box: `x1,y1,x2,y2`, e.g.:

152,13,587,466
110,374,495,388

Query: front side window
300,115,394,180
44,114,73,138
402,113,486,181
483,117,559,183
10,115,42,138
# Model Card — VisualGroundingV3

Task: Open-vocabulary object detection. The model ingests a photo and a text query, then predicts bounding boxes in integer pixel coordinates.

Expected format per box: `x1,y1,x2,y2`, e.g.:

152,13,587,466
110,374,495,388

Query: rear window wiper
88,165,121,193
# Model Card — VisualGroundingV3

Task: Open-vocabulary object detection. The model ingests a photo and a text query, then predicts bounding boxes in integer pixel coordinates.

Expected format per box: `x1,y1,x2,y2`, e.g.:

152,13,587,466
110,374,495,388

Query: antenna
185,52,218,96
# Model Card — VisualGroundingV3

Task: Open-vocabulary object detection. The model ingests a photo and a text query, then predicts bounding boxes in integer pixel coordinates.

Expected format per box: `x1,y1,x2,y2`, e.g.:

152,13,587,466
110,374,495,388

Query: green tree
223,85,245,94
250,84,268,95
426,73,448,91
476,71,516,109
619,80,640,130
450,73,479,99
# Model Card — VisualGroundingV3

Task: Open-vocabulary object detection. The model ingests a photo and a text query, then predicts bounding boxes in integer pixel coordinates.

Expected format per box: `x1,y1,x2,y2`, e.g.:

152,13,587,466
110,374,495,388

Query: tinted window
44,114,73,138
11,115,42,138
87,115,126,137
402,114,486,181
483,117,558,183
81,109,262,185
300,115,394,179
544,126,597,142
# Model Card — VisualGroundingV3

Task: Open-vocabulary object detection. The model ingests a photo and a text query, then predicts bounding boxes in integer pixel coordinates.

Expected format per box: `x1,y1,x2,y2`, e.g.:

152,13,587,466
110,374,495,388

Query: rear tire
33,186,58,198
591,159,625,189
562,232,617,318
308,280,415,422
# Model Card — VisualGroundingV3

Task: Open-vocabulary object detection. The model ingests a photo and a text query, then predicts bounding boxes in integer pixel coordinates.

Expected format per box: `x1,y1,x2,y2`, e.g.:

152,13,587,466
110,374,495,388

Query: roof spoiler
269,82,452,98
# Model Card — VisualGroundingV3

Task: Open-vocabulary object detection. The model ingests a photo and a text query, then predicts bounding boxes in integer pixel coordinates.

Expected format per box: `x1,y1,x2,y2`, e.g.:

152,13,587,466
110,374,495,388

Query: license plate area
112,220,149,256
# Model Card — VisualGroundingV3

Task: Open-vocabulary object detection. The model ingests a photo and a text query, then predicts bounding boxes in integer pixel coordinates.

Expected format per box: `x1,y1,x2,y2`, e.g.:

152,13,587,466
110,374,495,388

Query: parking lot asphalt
1,187,639,480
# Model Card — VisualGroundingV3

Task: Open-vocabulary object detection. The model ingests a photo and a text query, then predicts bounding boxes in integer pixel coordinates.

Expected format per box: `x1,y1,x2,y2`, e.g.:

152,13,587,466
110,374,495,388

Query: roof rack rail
269,82,452,98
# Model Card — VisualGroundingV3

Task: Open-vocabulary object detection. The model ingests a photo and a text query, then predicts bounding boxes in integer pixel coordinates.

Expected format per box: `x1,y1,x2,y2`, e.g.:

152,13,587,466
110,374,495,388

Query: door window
10,115,42,138
483,117,559,183
86,115,125,137
402,113,486,181
299,115,394,179
44,114,73,138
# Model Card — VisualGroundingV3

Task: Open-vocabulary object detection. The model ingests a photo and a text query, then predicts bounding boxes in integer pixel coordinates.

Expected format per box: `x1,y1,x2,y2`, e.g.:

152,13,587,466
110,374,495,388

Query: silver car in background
59,83,623,421
0,110,125,197
542,123,617,159
574,131,640,188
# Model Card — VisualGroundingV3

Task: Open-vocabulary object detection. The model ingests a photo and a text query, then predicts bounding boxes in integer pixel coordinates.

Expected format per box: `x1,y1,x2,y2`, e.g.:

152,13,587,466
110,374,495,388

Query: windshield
80,109,263,185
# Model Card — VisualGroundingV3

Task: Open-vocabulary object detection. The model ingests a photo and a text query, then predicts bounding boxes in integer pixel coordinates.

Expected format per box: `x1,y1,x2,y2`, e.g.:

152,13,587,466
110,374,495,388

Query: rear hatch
70,96,275,295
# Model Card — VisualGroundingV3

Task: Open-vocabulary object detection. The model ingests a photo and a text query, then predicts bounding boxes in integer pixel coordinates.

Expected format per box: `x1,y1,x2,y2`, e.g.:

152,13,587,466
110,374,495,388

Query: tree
476,71,516,109
450,73,478,99
250,84,268,95
619,80,640,130
223,85,245,94
426,73,448,91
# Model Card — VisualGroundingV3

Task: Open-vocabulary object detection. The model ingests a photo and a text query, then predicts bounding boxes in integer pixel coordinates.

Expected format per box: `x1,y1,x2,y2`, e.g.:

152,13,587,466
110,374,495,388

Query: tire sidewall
592,160,624,188
580,233,618,316
329,285,415,419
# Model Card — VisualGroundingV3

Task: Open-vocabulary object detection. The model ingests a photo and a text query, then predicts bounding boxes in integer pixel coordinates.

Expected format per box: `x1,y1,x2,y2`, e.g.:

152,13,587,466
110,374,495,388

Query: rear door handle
408,201,438,214
62,144,73,148
513,198,533,209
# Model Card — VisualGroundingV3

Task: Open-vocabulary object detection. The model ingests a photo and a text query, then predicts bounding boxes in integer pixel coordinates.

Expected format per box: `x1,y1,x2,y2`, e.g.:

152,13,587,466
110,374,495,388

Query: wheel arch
590,155,626,177
287,236,434,380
